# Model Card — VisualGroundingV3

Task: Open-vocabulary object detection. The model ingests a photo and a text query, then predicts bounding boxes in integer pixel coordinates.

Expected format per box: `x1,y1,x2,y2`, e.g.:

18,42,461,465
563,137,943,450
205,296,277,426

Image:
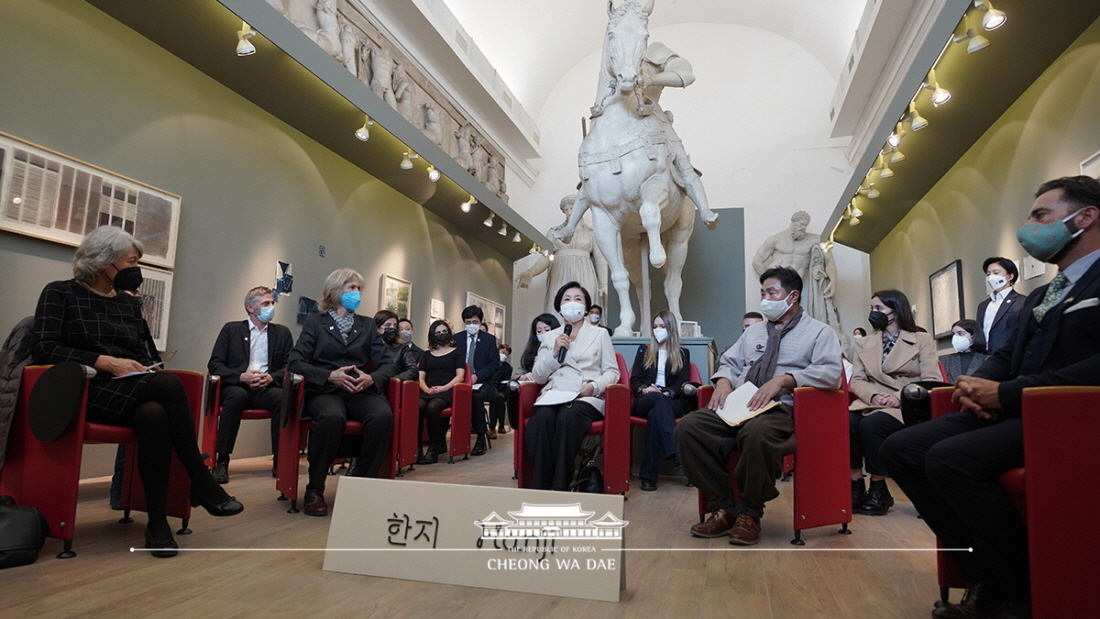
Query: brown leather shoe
728,512,761,546
690,508,734,538
303,488,328,517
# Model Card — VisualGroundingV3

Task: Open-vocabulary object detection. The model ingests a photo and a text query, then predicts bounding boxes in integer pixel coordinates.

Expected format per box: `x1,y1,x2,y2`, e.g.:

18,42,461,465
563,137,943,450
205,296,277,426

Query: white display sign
324,478,627,602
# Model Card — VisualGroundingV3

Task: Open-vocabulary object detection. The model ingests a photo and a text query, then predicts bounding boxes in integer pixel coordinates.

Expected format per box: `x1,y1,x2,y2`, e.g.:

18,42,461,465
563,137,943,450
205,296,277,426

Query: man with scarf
675,266,842,545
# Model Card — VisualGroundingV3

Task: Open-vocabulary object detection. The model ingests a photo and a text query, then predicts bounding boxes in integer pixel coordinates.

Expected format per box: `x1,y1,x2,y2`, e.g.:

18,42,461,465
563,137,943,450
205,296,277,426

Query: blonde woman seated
849,289,941,516
526,282,619,490
630,311,691,491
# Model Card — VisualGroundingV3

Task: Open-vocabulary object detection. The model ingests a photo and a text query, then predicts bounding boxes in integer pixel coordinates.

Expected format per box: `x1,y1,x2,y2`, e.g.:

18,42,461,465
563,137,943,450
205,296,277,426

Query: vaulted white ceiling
442,0,868,120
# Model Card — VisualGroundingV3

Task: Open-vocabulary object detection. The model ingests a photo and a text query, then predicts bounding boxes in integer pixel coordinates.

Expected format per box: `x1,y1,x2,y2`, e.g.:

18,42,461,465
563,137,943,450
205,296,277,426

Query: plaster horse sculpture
558,0,712,335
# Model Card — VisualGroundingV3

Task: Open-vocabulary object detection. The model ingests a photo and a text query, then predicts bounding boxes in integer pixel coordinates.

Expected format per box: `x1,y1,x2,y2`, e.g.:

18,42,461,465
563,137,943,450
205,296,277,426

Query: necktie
467,336,476,365
1033,272,1069,322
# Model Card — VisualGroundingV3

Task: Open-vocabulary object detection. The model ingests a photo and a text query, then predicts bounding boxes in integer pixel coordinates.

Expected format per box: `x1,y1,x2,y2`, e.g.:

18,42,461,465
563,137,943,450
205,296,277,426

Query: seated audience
374,310,418,382
207,286,293,482
488,343,513,436
849,288,940,516
398,317,422,358
453,305,499,456
526,282,619,490
631,310,691,491
587,304,614,334
742,312,764,331
518,313,561,382
883,176,1100,619
852,327,867,339
676,267,841,544
977,256,1024,356
416,320,465,464
288,268,395,517
941,318,989,383
33,225,242,558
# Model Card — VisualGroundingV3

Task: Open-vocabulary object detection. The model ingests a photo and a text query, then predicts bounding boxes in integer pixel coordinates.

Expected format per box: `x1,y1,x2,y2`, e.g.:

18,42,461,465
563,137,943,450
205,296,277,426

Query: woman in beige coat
527,281,619,490
849,289,941,515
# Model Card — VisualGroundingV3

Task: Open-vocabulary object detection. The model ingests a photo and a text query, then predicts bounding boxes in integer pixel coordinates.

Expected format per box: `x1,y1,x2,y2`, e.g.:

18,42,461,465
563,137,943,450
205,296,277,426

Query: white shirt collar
989,287,1011,303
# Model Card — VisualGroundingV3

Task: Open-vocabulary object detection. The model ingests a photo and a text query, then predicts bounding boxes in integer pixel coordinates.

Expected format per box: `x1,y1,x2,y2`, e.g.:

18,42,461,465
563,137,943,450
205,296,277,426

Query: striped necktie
1033,272,1070,322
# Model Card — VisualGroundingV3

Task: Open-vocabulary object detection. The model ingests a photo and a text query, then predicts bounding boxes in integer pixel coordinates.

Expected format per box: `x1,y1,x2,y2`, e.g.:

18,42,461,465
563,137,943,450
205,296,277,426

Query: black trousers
304,389,393,492
488,389,510,431
216,385,283,457
632,392,682,483
880,412,1027,602
849,410,904,476
471,391,490,435
419,390,452,446
675,405,795,519
525,400,602,490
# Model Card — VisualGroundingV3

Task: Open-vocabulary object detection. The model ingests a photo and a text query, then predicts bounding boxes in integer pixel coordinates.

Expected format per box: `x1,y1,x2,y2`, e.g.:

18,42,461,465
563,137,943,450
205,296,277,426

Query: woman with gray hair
288,268,395,517
32,225,243,558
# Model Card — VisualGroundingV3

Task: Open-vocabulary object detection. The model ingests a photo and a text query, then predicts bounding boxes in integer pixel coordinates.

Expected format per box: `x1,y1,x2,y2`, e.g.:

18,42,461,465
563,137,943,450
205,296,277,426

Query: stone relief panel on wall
270,0,505,195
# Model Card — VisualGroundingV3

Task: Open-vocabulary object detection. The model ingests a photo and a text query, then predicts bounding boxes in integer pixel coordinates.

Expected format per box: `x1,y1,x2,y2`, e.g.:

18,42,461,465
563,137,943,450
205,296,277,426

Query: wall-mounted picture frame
929,260,964,340
466,292,506,343
0,131,181,269
430,298,445,321
138,265,173,352
1081,149,1100,177
381,274,412,319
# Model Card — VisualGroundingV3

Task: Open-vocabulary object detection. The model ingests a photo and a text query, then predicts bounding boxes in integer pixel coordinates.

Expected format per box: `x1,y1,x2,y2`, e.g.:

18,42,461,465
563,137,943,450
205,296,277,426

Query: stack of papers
715,382,780,426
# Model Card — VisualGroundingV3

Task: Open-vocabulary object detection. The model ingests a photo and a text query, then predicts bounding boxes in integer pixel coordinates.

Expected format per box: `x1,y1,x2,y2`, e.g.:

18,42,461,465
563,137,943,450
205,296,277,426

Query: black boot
417,442,438,465
851,478,866,511
859,479,894,515
471,434,487,456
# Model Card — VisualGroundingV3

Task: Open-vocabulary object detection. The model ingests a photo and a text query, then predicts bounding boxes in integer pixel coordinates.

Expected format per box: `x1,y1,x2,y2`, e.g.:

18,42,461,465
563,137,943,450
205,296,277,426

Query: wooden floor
0,432,945,618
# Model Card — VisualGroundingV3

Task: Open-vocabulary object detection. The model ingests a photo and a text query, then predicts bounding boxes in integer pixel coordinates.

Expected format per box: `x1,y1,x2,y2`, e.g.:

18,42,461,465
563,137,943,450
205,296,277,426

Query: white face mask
853,334,863,339
465,323,480,336
536,333,545,343
588,314,600,324
987,274,1008,291
951,333,972,353
653,327,668,343
499,352,508,362
759,292,794,322
560,301,586,323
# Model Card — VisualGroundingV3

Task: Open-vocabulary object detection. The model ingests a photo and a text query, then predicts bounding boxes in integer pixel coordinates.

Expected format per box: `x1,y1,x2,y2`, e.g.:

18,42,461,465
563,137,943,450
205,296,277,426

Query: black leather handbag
570,444,604,493
0,495,49,569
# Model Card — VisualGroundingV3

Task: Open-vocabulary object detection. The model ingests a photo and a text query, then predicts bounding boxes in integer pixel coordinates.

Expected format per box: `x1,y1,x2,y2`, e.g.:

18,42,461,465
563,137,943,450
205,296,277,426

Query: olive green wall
870,16,1100,347
0,0,512,476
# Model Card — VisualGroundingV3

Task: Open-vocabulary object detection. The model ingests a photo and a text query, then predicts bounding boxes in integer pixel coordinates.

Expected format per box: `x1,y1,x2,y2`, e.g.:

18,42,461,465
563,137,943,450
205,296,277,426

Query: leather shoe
640,479,657,491
932,583,982,619
728,512,761,546
851,478,866,509
213,461,229,484
488,428,497,440
304,488,328,517
690,508,734,538
859,479,894,516
471,435,487,457
417,446,438,465
144,525,178,558
190,491,244,517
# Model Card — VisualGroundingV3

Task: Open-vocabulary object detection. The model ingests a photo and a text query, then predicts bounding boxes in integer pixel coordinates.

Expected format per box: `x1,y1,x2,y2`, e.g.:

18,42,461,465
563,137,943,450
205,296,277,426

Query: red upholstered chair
201,375,276,470
696,384,852,545
393,379,421,475
0,364,201,558
437,363,474,463
274,371,400,513
627,361,701,474
514,353,631,494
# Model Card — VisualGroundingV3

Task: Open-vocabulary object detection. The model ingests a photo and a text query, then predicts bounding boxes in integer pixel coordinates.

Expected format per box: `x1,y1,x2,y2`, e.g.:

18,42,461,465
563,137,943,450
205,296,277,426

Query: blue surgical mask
257,306,275,323
1017,211,1084,263
340,290,361,312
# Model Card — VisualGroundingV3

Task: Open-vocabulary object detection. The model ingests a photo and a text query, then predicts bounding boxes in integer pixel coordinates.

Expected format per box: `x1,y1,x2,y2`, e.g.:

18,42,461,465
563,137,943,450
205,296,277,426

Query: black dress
32,280,160,425
418,348,463,406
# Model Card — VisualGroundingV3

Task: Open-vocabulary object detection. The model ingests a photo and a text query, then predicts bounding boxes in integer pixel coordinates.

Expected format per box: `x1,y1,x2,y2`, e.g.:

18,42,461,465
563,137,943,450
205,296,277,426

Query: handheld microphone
557,324,573,363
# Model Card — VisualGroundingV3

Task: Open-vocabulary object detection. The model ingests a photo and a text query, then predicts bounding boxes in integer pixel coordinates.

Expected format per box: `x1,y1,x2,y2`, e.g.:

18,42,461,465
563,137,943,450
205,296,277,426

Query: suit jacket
532,321,620,414
629,345,691,397
976,288,1025,355
850,329,941,422
974,257,1100,417
940,351,989,384
207,320,294,387
384,341,420,382
454,330,501,398
288,312,396,394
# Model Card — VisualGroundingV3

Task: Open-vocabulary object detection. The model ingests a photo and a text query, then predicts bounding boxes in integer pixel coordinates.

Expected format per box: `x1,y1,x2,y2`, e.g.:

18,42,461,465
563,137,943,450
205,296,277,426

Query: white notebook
715,382,780,426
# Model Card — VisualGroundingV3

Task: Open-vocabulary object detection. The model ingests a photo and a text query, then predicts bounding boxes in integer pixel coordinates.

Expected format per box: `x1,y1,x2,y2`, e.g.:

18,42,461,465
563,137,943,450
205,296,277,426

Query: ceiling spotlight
849,216,861,227
851,206,864,218
461,196,475,213
887,122,907,148
954,23,990,54
400,152,419,170
859,184,879,199
236,22,257,56
974,0,1007,31
547,252,554,261
483,214,494,227
907,102,928,131
530,243,539,254
498,223,509,236
878,155,894,179
922,69,951,107
843,203,853,220
354,115,373,141
513,232,522,243
890,149,906,164
427,165,440,182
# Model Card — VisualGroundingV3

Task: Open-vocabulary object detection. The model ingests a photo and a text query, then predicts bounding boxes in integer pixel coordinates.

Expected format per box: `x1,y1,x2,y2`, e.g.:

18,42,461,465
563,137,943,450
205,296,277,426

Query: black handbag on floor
570,444,604,493
0,495,49,569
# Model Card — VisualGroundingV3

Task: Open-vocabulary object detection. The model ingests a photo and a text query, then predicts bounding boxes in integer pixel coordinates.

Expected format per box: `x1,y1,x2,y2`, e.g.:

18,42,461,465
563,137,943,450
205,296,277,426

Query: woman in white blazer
527,282,620,490
849,289,941,516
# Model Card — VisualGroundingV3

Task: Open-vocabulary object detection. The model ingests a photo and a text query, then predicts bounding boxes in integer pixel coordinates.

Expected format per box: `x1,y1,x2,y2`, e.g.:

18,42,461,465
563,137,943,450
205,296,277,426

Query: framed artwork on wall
381,274,412,319
1081,149,1100,177
0,131,181,269
138,265,173,352
465,292,506,343
929,260,964,340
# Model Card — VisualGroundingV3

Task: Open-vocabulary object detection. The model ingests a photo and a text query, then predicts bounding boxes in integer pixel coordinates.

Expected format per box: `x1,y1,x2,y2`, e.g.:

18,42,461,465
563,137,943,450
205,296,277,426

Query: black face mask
868,310,891,331
110,265,143,292
381,327,398,343
433,331,451,346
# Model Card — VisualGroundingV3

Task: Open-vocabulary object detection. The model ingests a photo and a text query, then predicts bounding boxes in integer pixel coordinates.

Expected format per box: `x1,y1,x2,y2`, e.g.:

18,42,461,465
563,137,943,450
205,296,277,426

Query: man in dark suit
207,286,294,483
976,256,1025,355
882,176,1100,619
453,305,499,456
587,304,615,335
